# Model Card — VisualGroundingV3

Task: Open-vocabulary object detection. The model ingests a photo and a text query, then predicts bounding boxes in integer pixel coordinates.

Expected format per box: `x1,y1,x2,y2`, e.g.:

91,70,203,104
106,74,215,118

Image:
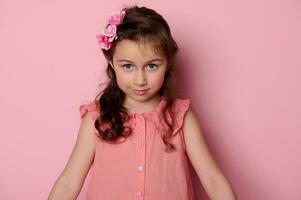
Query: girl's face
109,39,168,104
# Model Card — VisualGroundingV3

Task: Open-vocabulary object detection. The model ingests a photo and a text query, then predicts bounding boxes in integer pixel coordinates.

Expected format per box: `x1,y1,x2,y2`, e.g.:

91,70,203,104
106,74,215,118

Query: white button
138,166,143,171
137,191,142,196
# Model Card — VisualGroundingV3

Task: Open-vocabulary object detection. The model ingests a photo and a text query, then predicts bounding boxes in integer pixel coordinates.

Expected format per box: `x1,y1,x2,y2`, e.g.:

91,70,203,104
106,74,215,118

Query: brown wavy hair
93,5,180,152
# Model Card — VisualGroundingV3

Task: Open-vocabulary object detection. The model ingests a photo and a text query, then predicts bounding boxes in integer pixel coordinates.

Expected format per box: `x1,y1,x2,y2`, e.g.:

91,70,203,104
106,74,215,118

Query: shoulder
164,97,191,136
172,97,191,113
183,109,199,131
79,100,101,122
78,99,101,138
179,98,203,142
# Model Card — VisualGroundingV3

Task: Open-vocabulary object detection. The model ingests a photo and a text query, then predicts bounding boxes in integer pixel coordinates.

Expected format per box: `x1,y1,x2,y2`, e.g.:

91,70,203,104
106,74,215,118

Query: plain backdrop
0,0,300,199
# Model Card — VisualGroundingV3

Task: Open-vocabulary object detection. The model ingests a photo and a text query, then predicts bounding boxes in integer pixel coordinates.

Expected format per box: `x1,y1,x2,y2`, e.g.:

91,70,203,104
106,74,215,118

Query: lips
134,89,148,95
135,89,147,91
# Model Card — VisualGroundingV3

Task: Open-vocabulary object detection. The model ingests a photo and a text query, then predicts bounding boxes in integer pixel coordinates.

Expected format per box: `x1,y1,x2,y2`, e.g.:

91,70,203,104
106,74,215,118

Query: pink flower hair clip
96,10,126,50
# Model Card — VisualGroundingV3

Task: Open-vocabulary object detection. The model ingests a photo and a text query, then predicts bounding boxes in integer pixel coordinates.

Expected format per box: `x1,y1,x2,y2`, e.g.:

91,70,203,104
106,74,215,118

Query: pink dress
79,97,195,200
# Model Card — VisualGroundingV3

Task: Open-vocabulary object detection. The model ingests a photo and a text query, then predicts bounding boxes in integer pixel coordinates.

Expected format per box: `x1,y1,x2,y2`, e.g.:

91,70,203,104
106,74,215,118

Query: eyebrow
116,58,164,63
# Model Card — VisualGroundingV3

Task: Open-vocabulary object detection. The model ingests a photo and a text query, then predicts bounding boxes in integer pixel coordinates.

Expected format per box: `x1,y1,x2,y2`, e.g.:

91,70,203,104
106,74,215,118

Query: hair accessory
96,10,126,50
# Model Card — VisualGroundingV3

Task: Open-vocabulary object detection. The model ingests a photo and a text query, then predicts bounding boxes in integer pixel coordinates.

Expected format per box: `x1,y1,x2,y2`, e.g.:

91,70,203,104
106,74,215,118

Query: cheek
151,73,165,87
115,71,130,87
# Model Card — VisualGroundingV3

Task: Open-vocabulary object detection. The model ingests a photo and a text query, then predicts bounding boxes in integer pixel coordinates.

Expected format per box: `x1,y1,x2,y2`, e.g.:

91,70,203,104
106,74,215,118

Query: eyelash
122,64,158,71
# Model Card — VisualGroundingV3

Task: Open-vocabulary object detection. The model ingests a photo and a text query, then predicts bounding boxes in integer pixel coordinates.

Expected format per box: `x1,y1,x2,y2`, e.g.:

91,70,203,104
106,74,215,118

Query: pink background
0,0,300,199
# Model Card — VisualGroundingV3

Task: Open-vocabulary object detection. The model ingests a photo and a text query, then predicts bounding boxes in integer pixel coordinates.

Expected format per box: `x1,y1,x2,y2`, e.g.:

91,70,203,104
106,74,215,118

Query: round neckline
126,95,165,118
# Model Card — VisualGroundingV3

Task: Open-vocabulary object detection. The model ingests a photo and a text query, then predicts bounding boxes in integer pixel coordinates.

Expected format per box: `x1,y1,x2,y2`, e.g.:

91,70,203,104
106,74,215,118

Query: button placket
135,115,146,199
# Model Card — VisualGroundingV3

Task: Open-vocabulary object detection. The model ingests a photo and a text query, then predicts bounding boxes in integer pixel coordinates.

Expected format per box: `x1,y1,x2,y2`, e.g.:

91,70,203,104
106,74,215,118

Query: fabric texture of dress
79,96,195,200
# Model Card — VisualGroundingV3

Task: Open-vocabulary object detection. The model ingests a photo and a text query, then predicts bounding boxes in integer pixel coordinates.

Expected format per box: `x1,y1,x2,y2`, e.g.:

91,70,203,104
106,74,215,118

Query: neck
124,95,162,115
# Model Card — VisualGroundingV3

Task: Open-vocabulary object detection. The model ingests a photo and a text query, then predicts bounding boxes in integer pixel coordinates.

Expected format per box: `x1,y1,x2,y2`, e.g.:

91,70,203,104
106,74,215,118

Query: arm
183,109,238,200
48,115,97,200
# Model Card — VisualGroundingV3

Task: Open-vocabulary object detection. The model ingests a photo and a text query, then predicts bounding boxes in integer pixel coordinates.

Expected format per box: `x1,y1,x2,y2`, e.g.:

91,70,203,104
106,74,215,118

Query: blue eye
121,63,157,71
147,64,158,70
122,64,133,71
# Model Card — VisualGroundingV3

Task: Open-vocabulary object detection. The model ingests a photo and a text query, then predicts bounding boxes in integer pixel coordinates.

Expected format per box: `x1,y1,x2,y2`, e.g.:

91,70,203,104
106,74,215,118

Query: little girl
48,5,237,200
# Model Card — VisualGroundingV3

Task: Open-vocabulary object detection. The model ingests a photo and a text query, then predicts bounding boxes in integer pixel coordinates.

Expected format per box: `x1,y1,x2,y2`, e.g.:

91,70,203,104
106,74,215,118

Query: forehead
113,39,164,61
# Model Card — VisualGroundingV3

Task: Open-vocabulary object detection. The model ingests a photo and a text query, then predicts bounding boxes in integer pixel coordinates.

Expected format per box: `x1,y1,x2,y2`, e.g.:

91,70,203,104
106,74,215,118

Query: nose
134,69,147,86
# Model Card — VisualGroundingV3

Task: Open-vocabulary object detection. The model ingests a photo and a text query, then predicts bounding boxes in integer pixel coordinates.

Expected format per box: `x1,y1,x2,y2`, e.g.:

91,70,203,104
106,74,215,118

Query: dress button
138,166,143,171
137,191,142,196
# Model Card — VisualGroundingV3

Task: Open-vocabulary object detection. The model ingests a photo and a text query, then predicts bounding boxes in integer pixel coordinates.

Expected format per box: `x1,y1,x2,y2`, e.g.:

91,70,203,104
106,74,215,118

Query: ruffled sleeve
79,100,100,122
171,98,191,136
